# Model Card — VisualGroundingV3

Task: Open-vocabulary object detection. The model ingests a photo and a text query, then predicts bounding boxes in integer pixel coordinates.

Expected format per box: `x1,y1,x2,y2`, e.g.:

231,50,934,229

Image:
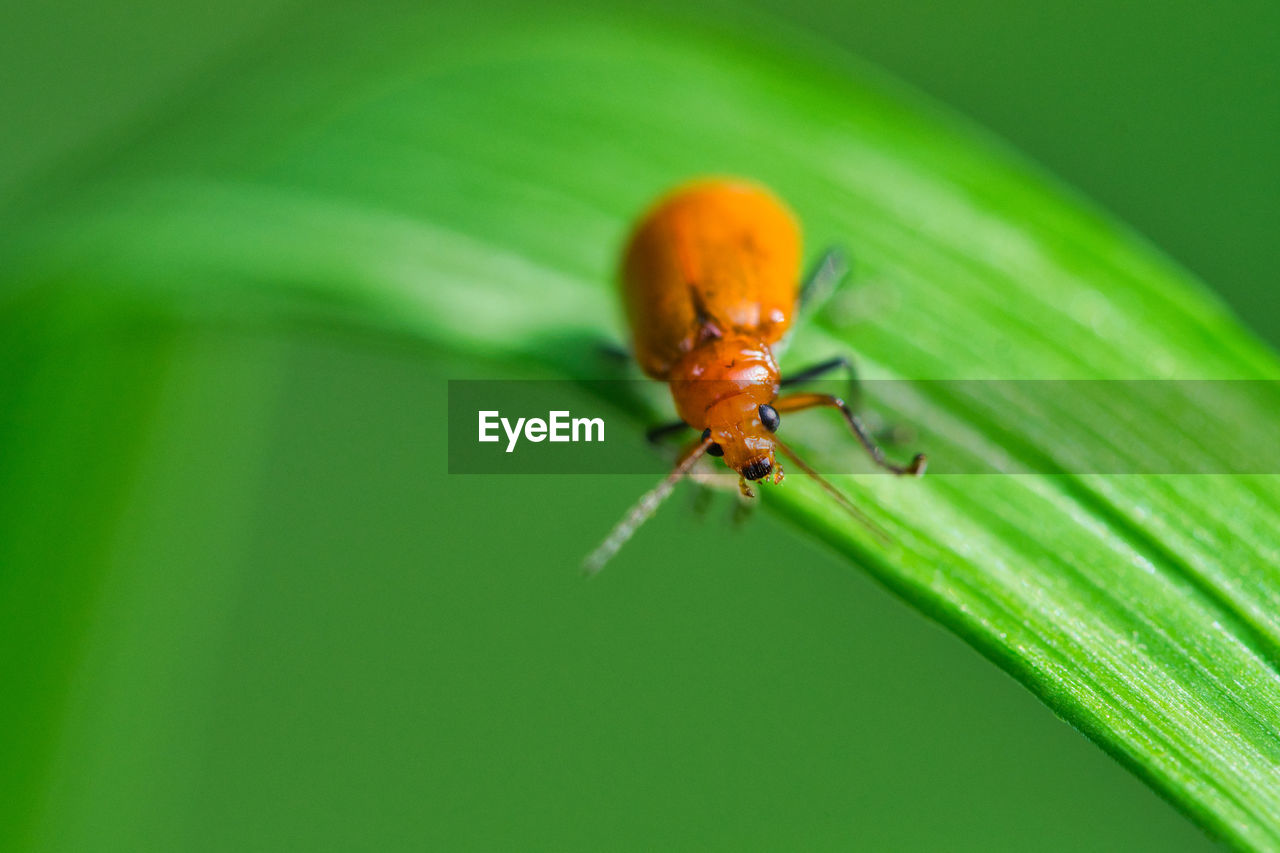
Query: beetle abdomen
620,178,801,378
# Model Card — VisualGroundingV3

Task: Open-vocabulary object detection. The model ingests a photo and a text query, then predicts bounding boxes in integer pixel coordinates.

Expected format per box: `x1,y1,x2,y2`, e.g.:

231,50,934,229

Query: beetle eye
701,428,724,456
758,404,780,432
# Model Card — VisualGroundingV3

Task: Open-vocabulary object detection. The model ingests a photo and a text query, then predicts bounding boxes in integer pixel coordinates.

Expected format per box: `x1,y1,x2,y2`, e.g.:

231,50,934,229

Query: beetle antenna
773,438,892,545
583,435,714,576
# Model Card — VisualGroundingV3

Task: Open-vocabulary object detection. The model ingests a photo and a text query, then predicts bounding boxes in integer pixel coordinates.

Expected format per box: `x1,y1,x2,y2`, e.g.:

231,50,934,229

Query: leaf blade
4,5,1279,848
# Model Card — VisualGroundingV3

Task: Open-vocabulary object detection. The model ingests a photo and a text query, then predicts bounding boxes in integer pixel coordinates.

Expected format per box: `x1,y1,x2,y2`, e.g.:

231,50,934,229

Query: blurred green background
2,0,1275,850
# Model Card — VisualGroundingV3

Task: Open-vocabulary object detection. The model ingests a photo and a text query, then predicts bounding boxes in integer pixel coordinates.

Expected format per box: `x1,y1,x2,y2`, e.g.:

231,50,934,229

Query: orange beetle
586,178,925,573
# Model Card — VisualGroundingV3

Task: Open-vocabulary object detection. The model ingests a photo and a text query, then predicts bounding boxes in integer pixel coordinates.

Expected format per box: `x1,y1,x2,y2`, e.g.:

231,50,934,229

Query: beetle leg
780,355,861,409
798,246,850,316
688,479,715,518
595,340,632,363
646,419,692,444
781,358,918,443
773,392,926,476
687,467,739,493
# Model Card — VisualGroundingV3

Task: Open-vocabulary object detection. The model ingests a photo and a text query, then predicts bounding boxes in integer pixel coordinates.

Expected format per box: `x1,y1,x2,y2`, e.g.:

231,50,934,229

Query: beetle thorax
666,336,779,428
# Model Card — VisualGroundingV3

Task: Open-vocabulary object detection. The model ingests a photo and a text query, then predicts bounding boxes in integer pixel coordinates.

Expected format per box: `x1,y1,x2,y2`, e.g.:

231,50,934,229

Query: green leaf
4,3,1279,849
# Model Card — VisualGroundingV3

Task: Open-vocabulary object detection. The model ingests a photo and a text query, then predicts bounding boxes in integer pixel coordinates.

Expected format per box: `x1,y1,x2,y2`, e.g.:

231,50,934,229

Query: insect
585,178,925,573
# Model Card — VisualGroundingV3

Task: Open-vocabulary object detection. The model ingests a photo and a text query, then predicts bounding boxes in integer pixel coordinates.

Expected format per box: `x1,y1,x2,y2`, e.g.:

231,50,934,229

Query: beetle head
702,399,783,486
